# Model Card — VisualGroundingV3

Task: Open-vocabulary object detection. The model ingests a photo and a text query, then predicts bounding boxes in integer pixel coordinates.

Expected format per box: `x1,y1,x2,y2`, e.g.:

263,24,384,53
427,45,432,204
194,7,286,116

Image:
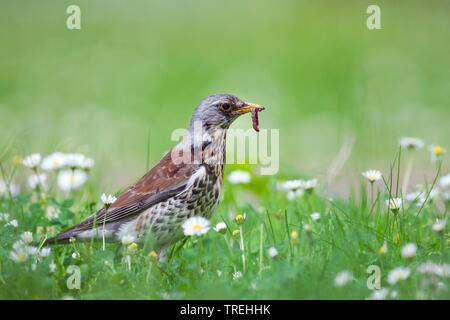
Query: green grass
0,150,448,299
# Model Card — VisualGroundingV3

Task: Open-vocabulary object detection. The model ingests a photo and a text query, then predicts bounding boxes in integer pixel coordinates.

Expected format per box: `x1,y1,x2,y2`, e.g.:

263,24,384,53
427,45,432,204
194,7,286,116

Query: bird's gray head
188,94,263,132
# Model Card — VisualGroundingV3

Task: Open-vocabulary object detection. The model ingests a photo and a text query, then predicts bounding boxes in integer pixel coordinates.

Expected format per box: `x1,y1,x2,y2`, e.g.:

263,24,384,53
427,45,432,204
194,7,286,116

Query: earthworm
251,107,261,132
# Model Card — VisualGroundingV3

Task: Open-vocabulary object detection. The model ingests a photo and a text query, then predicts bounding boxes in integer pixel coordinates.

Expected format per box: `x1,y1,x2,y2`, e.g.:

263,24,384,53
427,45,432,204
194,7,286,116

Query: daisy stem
33,167,43,201
0,162,15,210
414,159,442,222
239,225,246,273
223,235,234,258
306,194,313,213
259,224,263,279
102,207,108,251
401,156,414,195
146,260,153,282
370,182,374,204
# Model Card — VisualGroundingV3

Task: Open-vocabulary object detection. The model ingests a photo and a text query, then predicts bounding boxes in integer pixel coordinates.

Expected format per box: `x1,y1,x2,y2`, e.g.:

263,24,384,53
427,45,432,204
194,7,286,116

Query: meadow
0,0,449,299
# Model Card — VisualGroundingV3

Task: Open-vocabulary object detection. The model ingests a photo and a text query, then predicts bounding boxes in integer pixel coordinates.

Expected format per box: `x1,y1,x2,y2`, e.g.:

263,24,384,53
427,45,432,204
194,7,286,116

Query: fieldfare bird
43,94,264,261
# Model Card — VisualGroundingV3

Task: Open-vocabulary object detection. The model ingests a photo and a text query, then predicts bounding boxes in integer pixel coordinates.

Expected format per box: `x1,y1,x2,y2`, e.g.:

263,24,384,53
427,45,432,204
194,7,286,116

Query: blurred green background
1,0,449,194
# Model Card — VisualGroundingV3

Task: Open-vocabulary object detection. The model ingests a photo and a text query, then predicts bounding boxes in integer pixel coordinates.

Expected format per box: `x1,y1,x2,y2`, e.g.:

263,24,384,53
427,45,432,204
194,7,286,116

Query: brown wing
70,146,198,232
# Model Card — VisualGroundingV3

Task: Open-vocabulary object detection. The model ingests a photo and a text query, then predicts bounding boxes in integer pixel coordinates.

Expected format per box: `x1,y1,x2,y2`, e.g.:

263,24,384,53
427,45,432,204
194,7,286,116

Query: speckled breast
141,164,223,246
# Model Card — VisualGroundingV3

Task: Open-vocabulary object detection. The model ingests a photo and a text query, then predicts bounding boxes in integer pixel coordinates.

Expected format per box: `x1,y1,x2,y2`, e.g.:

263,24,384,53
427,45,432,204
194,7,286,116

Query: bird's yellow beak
233,102,265,115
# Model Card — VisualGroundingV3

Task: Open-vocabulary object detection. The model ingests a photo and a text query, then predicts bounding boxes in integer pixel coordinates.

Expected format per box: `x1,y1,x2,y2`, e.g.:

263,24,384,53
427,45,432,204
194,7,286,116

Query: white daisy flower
57,169,88,192
80,157,94,170
40,248,51,257
399,137,424,150
386,198,402,211
22,153,41,169
417,261,449,277
387,267,411,284
401,243,417,259
41,152,67,171
26,246,38,256
301,178,318,192
367,288,389,300
0,213,10,222
49,262,57,273
405,191,423,203
437,282,447,291
227,170,251,184
0,180,20,197
432,219,446,233
277,180,303,191
45,206,59,220
428,188,440,199
21,231,33,244
10,250,27,263
408,187,439,207
182,216,210,236
7,219,18,228
39,248,52,258
267,247,278,258
27,173,47,190
286,189,304,200
310,212,321,221
13,240,25,251
442,191,450,202
439,174,450,189
334,271,353,287
101,193,117,206
213,222,227,234
72,252,80,259
65,153,86,168
362,170,382,183
121,234,136,245
428,145,446,162
232,271,243,280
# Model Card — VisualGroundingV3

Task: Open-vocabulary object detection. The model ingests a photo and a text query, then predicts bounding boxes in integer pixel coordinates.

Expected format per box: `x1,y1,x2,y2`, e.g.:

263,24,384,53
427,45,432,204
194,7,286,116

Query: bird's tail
40,226,80,246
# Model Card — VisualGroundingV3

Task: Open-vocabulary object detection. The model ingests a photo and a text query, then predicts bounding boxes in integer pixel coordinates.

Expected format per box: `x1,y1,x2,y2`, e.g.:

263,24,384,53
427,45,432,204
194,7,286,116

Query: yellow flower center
232,229,240,236
193,224,202,230
235,214,245,224
52,160,59,166
291,231,298,239
396,274,402,280
13,156,23,166
434,146,443,155
149,251,157,258
129,242,137,249
379,246,386,254
17,253,25,261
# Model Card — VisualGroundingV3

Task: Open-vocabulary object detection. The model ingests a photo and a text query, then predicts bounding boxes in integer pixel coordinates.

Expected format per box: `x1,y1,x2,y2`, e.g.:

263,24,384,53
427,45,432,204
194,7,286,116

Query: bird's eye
220,103,232,112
